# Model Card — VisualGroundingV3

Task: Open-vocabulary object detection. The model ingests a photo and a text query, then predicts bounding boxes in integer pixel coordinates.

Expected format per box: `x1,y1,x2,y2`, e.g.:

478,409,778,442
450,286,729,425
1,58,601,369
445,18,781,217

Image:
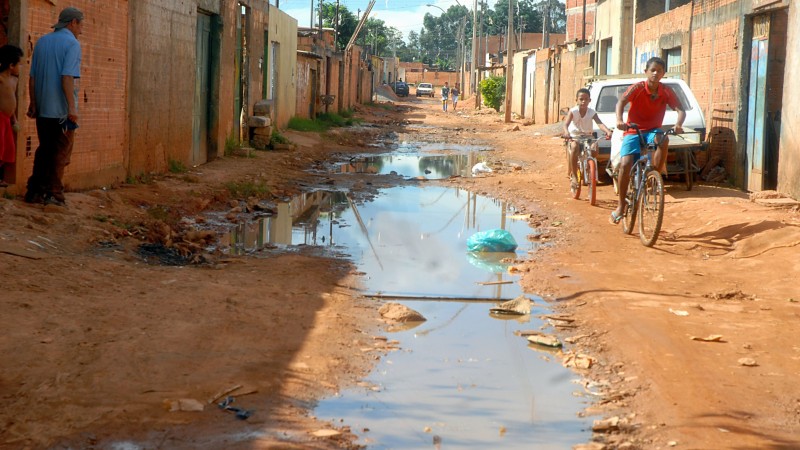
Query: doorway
193,11,212,166
746,10,785,191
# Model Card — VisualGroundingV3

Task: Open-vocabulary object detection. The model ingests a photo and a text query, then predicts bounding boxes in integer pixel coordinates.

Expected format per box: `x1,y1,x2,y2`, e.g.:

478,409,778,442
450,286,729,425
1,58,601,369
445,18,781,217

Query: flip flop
609,211,623,225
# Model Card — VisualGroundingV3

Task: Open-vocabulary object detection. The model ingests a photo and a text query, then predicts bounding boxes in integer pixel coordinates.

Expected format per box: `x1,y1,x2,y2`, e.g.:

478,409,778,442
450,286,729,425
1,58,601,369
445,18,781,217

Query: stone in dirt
378,302,426,322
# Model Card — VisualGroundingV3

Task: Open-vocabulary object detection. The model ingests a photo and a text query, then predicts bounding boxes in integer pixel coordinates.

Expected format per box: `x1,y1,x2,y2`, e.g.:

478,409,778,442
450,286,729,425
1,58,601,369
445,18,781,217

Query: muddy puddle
209,183,591,447
336,153,480,179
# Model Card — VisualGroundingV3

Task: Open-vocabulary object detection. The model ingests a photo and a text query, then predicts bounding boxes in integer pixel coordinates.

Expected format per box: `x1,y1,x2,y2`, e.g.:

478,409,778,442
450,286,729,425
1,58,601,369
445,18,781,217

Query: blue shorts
620,130,663,158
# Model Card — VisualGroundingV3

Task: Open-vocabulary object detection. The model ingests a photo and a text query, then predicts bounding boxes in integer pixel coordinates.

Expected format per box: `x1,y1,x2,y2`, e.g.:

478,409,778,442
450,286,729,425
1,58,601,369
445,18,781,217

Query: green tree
320,2,357,50
418,5,470,70
480,75,506,111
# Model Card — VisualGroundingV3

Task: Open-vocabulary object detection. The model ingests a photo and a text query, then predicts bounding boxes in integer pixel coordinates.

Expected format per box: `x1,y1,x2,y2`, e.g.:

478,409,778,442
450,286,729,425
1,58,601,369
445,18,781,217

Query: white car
585,77,706,166
416,82,435,97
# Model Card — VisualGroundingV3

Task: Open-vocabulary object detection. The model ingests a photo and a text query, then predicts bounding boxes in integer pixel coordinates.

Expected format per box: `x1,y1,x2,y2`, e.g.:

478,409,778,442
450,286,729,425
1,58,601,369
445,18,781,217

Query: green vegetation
480,75,506,112
168,158,187,173
126,172,155,185
1,191,13,200
224,135,239,156
224,179,270,198
271,130,291,145
146,205,171,222
287,112,359,133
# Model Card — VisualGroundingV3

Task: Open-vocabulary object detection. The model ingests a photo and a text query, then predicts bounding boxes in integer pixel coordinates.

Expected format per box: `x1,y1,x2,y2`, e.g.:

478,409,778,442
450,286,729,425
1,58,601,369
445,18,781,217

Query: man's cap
52,7,83,29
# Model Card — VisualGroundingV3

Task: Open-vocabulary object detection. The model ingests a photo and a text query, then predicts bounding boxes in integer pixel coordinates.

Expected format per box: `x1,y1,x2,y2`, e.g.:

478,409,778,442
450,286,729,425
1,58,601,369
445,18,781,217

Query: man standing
25,6,83,206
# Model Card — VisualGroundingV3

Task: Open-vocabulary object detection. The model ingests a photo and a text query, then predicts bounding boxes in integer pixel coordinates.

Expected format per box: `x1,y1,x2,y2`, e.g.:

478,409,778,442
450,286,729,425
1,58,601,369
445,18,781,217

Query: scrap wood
476,280,513,286
208,384,243,404
0,244,43,260
691,334,725,342
540,314,575,323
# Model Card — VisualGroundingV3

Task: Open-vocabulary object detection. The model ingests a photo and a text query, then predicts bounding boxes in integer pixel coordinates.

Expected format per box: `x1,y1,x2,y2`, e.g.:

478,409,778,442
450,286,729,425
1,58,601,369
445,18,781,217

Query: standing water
215,184,592,448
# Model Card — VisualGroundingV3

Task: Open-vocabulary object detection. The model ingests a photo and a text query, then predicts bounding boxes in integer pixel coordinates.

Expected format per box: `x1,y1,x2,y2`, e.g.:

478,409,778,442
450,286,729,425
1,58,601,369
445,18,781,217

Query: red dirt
1,96,799,449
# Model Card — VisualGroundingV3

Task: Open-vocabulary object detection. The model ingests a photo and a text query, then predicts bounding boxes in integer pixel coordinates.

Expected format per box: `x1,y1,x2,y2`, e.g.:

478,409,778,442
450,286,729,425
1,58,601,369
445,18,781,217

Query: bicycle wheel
586,158,598,206
622,169,638,235
638,170,665,247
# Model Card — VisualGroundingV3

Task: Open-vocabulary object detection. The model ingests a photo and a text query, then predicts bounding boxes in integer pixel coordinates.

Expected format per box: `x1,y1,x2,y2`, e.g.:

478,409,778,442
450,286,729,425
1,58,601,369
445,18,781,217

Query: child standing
0,45,22,187
451,83,460,111
441,82,450,112
561,87,612,192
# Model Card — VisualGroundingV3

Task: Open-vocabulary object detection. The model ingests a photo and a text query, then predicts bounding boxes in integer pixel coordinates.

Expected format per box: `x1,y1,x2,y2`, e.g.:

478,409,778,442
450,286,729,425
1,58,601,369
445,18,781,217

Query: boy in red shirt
610,56,685,224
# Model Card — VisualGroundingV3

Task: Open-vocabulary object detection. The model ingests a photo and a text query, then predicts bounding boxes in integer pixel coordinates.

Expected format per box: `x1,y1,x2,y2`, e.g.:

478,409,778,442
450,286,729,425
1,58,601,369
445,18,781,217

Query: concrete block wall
21,1,128,190
128,1,198,175
690,3,743,180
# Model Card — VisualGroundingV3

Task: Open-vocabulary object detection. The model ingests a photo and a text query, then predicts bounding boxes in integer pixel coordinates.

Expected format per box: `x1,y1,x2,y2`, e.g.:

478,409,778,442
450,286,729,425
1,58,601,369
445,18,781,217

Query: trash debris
166,398,204,412
737,358,758,367
669,308,689,316
471,162,493,174
563,352,595,369
466,229,518,252
691,335,724,342
526,334,563,348
466,251,514,273
490,295,533,315
217,396,253,420
312,429,342,438
592,416,620,432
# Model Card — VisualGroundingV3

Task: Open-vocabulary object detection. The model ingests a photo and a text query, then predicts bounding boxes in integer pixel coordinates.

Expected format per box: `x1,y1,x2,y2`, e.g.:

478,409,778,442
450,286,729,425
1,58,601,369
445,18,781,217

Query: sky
277,0,501,40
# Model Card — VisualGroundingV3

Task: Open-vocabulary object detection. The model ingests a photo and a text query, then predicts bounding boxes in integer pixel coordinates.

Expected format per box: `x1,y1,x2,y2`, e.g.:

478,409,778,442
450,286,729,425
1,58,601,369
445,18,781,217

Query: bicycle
619,123,673,247
564,133,600,206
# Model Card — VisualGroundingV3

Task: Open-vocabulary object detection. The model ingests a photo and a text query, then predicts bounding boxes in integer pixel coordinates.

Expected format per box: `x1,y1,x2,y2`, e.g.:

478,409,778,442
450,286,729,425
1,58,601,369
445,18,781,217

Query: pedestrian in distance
25,6,84,207
561,87,612,192
610,56,685,225
0,45,23,187
451,83,460,111
441,82,450,112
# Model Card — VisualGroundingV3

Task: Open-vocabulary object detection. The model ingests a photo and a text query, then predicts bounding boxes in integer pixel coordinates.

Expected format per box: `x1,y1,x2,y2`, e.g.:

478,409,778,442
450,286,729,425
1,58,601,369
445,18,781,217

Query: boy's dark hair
0,45,23,73
646,56,667,71
576,88,590,98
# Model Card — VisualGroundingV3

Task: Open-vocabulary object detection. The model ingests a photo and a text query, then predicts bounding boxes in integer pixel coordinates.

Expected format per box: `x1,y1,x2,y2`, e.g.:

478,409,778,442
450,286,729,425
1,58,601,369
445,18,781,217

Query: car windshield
595,83,694,113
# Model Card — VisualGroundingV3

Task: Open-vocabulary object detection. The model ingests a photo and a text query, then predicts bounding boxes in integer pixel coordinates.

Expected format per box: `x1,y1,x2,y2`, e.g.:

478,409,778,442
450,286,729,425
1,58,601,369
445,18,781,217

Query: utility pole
503,0,513,123
542,0,550,48
582,0,587,43
471,0,477,103
310,0,314,28
335,0,340,50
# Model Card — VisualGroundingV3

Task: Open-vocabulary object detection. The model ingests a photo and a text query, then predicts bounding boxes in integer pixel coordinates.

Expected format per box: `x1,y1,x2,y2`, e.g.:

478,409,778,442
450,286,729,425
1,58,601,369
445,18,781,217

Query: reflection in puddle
219,186,532,299
337,153,481,179
316,300,590,449
215,185,590,447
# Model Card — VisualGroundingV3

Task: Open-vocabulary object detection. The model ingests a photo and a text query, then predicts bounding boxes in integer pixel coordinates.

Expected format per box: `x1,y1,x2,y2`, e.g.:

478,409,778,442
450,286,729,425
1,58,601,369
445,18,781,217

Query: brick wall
690,6,742,180
21,1,128,190
565,0,597,43
633,4,692,74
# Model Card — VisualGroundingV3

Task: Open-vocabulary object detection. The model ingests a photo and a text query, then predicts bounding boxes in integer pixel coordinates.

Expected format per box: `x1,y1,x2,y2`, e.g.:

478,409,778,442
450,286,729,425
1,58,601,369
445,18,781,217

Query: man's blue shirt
30,28,81,119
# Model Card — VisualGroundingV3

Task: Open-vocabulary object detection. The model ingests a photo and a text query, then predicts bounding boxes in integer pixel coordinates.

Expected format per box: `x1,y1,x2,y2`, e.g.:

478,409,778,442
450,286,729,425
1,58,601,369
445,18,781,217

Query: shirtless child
0,45,22,187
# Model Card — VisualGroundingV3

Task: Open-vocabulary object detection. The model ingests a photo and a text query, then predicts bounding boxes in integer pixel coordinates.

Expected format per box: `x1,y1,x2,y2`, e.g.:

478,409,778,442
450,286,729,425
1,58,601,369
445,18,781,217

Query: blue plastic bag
466,229,518,252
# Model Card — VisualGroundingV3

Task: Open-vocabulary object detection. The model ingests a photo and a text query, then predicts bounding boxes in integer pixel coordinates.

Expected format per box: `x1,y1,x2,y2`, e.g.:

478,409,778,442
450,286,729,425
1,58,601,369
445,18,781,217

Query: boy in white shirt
561,88,613,191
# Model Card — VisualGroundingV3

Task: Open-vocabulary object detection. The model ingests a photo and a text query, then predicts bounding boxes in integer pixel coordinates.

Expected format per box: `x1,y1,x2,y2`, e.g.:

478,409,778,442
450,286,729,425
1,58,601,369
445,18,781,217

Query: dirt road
2,96,799,449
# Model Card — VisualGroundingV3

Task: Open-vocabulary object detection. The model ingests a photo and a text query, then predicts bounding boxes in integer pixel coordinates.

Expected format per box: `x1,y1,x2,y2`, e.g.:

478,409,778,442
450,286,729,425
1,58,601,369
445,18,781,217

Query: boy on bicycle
610,56,685,224
561,88,612,193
